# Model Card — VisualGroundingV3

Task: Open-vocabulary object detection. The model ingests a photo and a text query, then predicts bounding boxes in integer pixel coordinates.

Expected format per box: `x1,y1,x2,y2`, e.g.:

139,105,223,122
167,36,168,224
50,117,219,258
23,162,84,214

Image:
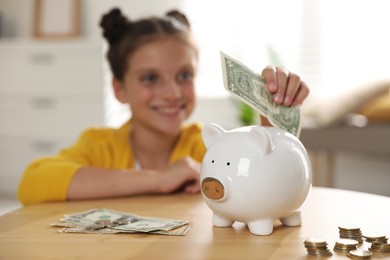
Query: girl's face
114,37,198,136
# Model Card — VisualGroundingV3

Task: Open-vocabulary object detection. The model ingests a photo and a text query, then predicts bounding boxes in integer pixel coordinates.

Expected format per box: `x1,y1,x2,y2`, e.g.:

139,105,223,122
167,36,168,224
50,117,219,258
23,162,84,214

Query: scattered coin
347,249,372,259
304,227,390,257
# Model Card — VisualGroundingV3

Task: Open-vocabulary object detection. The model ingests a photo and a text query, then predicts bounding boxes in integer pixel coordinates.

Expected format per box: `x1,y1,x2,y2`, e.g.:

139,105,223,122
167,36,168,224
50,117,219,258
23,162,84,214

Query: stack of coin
333,238,359,253
363,232,388,244
303,237,333,257
347,249,373,259
369,243,390,253
339,226,364,244
364,232,390,253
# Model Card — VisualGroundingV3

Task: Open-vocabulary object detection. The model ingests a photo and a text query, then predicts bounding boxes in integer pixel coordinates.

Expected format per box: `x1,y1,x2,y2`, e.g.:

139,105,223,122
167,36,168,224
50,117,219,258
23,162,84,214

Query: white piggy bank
200,123,312,236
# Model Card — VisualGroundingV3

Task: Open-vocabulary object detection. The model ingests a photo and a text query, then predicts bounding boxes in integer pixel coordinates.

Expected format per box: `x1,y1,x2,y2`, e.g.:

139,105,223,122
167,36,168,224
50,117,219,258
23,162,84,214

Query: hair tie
166,10,191,28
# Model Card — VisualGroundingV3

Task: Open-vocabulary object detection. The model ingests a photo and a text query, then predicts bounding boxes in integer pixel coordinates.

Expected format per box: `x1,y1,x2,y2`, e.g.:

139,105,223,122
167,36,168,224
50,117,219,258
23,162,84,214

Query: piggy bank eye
227,162,230,166
211,160,214,163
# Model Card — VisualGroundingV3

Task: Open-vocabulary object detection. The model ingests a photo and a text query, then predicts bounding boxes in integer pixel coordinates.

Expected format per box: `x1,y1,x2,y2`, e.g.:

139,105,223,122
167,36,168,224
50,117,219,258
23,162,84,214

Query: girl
18,8,309,205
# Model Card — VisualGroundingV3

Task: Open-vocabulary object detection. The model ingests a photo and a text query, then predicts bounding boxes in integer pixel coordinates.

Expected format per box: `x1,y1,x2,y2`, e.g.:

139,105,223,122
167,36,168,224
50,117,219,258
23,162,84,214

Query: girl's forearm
66,167,159,200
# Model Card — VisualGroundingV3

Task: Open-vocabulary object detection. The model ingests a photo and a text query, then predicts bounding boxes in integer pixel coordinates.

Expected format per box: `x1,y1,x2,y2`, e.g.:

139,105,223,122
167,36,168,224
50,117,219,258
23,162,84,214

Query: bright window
104,0,390,127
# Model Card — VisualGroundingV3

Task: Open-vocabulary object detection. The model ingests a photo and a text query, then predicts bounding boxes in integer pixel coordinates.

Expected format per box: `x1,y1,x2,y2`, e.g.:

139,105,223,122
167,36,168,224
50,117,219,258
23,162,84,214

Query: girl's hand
157,157,201,194
261,65,310,107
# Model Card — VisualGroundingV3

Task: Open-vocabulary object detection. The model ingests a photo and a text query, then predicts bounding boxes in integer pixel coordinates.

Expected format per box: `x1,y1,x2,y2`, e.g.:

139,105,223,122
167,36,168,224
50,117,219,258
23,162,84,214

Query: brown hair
100,8,197,81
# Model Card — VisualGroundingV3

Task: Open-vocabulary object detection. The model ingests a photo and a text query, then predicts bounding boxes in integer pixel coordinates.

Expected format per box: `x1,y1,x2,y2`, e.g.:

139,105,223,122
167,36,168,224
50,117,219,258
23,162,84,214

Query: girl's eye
141,74,158,83
177,71,193,81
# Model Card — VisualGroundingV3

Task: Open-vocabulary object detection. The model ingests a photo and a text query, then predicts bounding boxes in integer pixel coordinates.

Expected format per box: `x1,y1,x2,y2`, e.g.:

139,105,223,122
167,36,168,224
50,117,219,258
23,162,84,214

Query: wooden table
1,187,390,259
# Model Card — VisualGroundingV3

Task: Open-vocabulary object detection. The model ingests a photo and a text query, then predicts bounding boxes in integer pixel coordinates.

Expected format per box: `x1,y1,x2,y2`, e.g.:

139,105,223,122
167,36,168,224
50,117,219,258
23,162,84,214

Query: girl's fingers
283,72,301,106
262,65,310,106
291,81,310,106
274,66,289,104
262,65,277,93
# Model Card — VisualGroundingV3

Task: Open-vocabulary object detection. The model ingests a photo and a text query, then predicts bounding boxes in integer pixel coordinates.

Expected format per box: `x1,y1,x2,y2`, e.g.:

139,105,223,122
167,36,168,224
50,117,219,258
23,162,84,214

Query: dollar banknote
57,223,191,236
220,51,301,137
51,208,191,236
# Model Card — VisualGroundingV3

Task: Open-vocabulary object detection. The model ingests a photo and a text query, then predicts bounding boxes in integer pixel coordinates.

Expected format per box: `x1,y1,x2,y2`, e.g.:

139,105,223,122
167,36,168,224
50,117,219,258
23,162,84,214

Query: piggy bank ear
202,123,226,149
248,127,273,155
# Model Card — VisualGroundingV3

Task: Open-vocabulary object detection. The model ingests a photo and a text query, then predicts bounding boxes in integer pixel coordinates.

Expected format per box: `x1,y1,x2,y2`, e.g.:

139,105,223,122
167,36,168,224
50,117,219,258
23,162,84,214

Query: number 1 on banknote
220,51,301,137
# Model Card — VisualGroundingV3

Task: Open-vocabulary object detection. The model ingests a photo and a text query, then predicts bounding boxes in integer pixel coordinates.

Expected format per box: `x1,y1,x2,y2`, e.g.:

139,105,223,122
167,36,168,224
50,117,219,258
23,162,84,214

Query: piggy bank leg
247,219,274,235
213,213,234,227
280,211,302,226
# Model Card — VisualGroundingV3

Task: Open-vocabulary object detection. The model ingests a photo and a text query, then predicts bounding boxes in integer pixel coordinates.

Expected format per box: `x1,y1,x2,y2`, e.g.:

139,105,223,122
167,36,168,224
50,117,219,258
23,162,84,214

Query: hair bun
100,8,130,45
166,10,190,28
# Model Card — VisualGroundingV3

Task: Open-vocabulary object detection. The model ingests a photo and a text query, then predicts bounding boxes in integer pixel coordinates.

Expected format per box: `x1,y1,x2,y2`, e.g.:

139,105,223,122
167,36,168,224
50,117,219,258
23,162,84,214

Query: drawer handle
29,53,55,64
30,97,56,109
31,141,57,153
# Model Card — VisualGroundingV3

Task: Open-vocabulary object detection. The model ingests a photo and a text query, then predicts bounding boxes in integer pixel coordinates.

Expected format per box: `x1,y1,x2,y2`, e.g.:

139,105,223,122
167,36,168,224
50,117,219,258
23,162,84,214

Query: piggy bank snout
202,177,225,200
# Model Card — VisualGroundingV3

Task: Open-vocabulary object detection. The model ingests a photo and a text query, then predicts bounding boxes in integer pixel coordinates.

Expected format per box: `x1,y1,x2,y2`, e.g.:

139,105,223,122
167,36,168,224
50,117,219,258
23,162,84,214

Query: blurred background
0,0,389,214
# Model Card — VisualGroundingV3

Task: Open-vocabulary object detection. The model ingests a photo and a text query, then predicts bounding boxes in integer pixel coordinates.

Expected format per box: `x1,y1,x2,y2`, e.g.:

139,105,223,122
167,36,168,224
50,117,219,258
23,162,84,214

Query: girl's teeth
160,107,178,114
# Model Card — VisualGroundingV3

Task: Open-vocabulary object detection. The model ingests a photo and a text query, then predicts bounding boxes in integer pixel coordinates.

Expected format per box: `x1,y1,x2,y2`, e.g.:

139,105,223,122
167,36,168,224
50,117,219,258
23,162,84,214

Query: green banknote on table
51,208,191,236
220,51,301,137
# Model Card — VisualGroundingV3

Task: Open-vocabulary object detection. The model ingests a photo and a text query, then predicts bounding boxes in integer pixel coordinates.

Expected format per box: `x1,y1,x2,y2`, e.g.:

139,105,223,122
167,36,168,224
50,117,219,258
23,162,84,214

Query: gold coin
336,238,359,246
338,226,361,231
304,237,328,246
304,236,332,256
363,232,387,240
308,251,332,256
369,243,390,253
347,249,372,259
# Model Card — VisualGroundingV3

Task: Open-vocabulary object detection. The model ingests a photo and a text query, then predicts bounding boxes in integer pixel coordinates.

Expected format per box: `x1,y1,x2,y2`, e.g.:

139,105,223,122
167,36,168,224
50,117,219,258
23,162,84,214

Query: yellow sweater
18,121,206,205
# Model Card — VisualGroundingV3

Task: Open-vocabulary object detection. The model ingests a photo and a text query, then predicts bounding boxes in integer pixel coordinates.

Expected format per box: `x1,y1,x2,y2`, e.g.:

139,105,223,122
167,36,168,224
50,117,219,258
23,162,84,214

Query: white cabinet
0,39,104,197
